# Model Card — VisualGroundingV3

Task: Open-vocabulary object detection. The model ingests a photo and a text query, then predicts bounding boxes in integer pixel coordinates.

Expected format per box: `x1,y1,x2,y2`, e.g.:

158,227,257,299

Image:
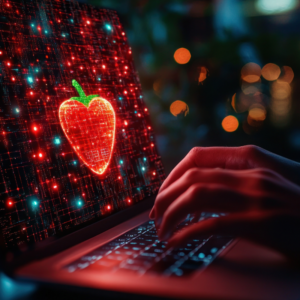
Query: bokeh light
241,62,261,83
198,66,207,83
278,66,294,84
261,63,281,81
271,81,291,100
222,116,239,132
174,48,191,64
170,100,189,117
241,83,260,95
248,105,266,121
255,0,297,15
231,93,237,112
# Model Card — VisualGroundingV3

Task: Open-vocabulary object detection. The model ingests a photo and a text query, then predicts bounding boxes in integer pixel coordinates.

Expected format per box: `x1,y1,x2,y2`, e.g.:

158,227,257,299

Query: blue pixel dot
211,247,218,254
143,158,146,161
134,111,137,114
33,201,38,206
140,95,143,98
105,24,112,30
70,19,74,23
28,77,33,83
142,167,145,171
98,78,101,81
119,97,122,100
31,24,34,27
15,108,20,113
120,160,123,164
54,138,61,145
73,161,77,165
45,30,48,34
78,201,82,206
198,253,205,259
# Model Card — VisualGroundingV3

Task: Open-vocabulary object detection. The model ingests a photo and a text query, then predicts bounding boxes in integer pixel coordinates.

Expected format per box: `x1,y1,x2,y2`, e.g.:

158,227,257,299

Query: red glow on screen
153,172,156,175
53,185,57,189
38,153,43,158
107,205,111,210
59,80,116,175
127,199,131,203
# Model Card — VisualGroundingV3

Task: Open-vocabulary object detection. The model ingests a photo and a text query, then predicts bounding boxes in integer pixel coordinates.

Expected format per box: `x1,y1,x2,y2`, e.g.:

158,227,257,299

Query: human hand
150,146,300,261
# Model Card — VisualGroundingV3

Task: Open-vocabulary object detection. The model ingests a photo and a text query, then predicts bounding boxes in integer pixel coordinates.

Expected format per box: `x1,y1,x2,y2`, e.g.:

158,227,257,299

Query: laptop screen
0,0,164,252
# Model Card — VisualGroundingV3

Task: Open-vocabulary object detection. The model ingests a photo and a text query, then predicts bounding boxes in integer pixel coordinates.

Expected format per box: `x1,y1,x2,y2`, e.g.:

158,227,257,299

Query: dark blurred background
80,0,300,174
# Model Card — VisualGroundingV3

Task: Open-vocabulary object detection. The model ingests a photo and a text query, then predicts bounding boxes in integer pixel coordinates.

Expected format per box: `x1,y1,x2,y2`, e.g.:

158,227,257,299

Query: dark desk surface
0,272,117,300
0,272,146,300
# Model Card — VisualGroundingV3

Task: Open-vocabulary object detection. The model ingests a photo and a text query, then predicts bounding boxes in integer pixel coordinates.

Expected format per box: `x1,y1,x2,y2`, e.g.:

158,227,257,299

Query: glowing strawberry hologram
59,80,116,175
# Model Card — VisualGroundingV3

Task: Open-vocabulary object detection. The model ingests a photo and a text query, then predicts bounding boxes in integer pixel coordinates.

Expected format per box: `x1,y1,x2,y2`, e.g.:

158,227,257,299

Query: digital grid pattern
0,0,165,250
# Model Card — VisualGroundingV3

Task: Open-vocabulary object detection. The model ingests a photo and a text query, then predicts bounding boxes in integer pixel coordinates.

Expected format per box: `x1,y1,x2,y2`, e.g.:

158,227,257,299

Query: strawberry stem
72,79,86,98
70,79,99,107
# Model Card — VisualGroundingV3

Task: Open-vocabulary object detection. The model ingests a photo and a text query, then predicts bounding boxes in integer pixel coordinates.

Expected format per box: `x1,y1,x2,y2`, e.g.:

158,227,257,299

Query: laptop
1,1,300,299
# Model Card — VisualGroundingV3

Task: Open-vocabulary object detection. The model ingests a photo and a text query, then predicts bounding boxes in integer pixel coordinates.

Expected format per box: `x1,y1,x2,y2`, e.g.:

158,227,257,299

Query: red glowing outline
59,96,116,175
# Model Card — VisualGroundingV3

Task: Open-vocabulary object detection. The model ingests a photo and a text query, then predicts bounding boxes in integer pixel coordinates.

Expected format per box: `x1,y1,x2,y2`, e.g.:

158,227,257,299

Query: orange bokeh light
241,62,261,83
170,100,189,117
222,116,239,132
198,67,207,83
278,66,294,84
248,105,266,122
174,48,191,64
261,63,281,81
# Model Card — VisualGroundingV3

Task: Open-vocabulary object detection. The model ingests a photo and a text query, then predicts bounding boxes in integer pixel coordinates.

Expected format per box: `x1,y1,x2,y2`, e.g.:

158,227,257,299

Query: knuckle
188,183,204,198
188,147,201,158
184,168,200,181
241,144,259,157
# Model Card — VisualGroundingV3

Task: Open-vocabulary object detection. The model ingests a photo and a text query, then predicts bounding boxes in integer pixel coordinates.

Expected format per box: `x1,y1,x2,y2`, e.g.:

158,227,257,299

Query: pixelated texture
0,0,165,250
59,80,116,175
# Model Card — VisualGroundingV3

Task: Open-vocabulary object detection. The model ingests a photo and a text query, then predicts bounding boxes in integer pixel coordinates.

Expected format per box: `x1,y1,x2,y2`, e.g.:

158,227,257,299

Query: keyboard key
64,218,233,276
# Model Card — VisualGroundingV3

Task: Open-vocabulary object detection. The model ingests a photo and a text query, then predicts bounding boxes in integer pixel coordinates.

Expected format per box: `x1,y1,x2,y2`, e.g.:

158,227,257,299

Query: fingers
157,145,260,196
150,145,263,219
166,212,258,249
158,183,252,240
152,168,243,223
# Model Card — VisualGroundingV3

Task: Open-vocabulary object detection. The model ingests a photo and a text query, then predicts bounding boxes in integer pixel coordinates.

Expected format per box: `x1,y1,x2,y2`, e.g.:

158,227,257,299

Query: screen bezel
1,195,155,276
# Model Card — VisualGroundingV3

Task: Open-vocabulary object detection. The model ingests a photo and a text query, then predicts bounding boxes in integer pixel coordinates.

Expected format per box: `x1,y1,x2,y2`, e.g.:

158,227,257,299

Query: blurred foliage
86,0,300,173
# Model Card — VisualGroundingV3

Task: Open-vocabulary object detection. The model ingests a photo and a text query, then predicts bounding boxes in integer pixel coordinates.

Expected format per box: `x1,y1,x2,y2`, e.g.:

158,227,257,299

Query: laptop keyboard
64,215,233,277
